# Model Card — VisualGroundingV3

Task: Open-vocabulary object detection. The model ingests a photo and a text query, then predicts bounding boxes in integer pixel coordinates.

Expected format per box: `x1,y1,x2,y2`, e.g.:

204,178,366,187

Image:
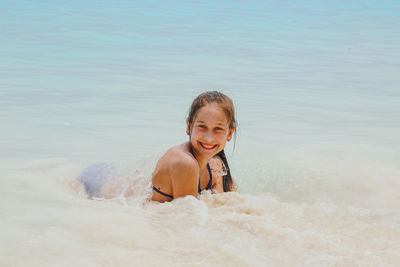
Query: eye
197,125,207,129
215,127,225,132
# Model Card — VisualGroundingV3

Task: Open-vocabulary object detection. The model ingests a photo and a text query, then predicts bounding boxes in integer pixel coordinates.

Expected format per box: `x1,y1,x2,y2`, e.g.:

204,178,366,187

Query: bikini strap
198,163,213,193
153,186,173,198
206,163,213,190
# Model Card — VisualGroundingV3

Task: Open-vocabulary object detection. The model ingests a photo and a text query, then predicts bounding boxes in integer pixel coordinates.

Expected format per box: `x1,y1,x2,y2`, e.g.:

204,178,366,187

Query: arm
211,157,224,193
212,175,224,193
169,157,199,199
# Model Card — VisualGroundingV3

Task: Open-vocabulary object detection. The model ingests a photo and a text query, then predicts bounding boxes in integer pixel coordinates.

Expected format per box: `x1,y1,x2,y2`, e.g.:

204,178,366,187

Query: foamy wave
2,159,399,266
146,192,400,265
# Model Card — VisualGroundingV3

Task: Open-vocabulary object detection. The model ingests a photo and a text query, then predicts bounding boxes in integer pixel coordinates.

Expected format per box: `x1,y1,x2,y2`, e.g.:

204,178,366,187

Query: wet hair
187,91,237,192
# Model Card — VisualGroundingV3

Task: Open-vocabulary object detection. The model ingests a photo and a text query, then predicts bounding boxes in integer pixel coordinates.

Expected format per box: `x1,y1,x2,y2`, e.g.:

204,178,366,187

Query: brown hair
187,91,237,192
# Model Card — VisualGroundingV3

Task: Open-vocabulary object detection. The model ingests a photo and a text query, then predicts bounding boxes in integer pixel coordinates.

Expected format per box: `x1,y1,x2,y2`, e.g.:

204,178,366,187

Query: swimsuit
152,162,213,199
79,162,117,198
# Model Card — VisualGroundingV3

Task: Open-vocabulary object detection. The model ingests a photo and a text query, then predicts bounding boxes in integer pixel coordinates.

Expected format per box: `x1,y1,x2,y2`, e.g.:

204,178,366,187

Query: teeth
201,143,215,149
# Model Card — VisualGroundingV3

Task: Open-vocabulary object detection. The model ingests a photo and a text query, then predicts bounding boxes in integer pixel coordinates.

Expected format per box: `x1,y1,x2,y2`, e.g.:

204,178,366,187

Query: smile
200,142,217,150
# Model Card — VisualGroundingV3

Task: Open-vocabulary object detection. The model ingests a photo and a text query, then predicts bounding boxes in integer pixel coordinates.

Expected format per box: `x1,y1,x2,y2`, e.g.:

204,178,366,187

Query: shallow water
1,0,400,266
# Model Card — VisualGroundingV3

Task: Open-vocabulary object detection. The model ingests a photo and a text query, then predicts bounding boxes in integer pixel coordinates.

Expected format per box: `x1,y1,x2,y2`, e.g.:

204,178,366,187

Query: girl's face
187,102,234,158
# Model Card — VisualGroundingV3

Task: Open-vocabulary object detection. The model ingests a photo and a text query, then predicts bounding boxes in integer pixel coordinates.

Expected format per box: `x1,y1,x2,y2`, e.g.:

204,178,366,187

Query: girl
151,91,237,202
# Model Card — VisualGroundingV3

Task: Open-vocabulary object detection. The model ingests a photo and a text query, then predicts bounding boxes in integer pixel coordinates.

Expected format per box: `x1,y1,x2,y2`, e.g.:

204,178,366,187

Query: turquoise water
1,1,400,265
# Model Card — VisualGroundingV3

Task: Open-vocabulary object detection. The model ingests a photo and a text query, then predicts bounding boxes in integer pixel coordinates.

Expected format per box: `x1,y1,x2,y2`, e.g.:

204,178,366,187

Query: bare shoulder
162,144,198,178
165,144,199,198
169,148,198,176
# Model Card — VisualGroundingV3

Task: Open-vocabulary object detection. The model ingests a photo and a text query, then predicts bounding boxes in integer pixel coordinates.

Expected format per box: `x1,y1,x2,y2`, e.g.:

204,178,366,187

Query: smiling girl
151,91,237,202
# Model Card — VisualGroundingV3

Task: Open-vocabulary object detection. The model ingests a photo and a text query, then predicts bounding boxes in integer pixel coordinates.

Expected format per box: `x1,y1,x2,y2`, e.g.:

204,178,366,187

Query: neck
196,156,210,170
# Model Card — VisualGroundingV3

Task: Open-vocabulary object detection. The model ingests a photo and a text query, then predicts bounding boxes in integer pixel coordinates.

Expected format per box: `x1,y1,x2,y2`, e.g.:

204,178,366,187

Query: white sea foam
1,159,399,266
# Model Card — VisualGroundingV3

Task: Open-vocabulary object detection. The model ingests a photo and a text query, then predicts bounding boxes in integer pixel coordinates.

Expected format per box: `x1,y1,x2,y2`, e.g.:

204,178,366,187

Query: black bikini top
152,163,212,198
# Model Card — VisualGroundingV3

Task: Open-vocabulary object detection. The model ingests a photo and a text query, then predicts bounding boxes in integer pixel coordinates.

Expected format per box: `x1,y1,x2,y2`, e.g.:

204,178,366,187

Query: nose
204,130,214,142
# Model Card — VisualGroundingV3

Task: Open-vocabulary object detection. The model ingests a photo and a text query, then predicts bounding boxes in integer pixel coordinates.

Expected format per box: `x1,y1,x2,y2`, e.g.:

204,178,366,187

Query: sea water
1,0,400,266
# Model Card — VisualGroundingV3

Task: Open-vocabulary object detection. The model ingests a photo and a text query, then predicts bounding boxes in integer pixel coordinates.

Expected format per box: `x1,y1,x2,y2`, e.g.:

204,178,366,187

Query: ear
186,119,191,136
227,128,235,142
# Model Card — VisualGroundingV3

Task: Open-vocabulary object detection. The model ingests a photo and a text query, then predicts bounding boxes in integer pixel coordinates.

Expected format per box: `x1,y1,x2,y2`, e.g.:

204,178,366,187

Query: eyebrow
196,120,226,126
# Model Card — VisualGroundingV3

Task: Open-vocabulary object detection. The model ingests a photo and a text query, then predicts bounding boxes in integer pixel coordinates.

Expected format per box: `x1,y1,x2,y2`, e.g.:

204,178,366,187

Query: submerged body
151,93,236,202
77,92,236,202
